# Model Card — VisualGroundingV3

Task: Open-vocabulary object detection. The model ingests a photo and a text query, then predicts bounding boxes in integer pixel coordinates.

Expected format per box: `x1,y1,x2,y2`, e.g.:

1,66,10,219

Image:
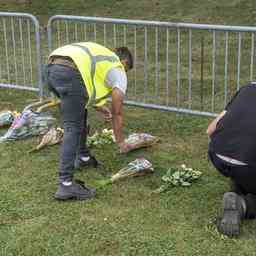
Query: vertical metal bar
177,28,181,107
188,29,192,109
0,51,1,80
211,30,216,112
65,20,69,44
237,32,241,90
11,17,18,85
47,19,53,53
200,35,205,110
34,16,43,96
0,18,2,80
123,25,127,45
84,23,87,41
224,32,229,106
0,17,3,80
75,23,78,42
103,23,106,46
94,23,97,42
3,18,10,82
27,19,33,85
19,18,26,85
155,26,159,100
57,20,61,47
134,26,137,98
144,26,148,102
166,28,169,105
113,24,117,48
250,33,255,81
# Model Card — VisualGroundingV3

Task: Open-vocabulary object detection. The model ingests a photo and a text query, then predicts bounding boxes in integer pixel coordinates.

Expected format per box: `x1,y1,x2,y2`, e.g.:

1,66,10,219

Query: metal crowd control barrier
0,12,43,96
46,16,255,116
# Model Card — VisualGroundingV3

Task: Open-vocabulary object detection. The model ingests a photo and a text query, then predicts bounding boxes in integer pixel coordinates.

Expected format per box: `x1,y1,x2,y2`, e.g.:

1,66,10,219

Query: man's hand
206,110,227,137
95,106,112,122
118,141,133,153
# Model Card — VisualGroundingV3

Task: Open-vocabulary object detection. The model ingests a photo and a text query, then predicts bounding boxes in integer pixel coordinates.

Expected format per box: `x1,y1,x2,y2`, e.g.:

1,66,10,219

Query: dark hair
114,47,133,70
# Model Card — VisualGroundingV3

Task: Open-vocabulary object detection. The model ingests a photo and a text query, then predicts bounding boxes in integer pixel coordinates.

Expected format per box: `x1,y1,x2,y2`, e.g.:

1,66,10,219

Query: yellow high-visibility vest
49,42,125,106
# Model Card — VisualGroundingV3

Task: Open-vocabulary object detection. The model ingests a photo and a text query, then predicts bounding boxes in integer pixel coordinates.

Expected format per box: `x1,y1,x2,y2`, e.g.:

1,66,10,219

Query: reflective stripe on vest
71,43,120,106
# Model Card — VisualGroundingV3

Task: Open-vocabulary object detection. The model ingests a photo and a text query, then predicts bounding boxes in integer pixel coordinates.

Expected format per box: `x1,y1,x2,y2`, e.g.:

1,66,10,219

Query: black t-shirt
209,82,256,166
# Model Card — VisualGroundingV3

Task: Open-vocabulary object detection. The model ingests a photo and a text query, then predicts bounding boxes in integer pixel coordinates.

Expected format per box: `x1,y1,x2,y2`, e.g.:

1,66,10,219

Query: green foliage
87,128,114,147
155,164,202,193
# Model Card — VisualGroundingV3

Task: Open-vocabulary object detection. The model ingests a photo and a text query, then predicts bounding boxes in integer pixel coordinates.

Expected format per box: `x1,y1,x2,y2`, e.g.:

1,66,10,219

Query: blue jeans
47,64,89,182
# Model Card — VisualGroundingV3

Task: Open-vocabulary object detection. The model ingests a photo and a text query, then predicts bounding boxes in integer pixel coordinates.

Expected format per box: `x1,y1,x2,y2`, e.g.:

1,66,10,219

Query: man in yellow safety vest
46,42,133,200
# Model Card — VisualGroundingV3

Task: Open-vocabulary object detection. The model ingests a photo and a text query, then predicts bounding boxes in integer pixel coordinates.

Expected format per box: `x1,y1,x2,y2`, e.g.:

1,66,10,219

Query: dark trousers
47,64,89,182
208,150,256,218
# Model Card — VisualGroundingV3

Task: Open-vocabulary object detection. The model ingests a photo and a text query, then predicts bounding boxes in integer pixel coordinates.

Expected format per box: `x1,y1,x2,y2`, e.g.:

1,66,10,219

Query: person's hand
95,106,112,122
118,141,133,153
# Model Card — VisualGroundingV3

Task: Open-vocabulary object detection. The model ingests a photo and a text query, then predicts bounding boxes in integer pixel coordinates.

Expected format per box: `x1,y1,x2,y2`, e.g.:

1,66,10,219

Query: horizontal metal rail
47,15,256,32
0,83,39,92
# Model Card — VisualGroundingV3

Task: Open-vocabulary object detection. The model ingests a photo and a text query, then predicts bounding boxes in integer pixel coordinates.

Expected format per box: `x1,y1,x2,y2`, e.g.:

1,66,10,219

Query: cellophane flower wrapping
0,110,19,127
110,158,154,182
0,110,56,143
125,133,159,151
29,127,64,153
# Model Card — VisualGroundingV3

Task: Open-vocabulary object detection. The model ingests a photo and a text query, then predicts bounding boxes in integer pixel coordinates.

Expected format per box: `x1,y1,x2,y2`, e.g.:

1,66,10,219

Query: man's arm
111,88,132,153
111,88,124,143
206,110,227,137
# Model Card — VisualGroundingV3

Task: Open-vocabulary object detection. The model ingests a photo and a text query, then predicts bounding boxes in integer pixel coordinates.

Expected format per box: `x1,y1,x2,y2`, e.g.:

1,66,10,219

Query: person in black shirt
207,82,256,237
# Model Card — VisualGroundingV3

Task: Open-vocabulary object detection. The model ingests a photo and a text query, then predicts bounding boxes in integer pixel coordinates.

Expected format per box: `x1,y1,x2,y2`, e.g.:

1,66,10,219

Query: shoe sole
54,192,96,201
217,192,241,237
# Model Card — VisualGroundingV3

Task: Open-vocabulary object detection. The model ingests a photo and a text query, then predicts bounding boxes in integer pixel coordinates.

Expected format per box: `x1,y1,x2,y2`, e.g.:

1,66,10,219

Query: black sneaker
54,179,96,200
217,192,245,237
74,155,100,169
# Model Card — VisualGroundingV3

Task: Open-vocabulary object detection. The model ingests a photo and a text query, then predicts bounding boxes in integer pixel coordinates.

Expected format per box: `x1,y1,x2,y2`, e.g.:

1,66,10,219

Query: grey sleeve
105,68,127,95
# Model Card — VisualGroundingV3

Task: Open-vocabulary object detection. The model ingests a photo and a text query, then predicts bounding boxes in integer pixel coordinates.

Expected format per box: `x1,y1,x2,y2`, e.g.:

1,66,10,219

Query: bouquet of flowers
29,127,64,153
125,133,159,151
154,164,202,193
0,110,19,127
0,110,56,143
110,158,154,182
87,129,114,147
96,158,154,187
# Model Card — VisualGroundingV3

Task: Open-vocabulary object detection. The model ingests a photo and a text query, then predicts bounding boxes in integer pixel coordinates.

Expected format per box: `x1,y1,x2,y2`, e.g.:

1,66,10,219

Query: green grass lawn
0,0,255,26
1,1,256,255
1,89,256,256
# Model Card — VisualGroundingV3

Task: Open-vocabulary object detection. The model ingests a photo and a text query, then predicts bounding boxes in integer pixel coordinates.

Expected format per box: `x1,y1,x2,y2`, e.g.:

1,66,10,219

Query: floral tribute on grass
125,133,159,151
87,129,115,147
0,110,19,128
110,158,154,182
154,164,202,193
0,110,56,143
97,158,154,186
29,127,64,153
